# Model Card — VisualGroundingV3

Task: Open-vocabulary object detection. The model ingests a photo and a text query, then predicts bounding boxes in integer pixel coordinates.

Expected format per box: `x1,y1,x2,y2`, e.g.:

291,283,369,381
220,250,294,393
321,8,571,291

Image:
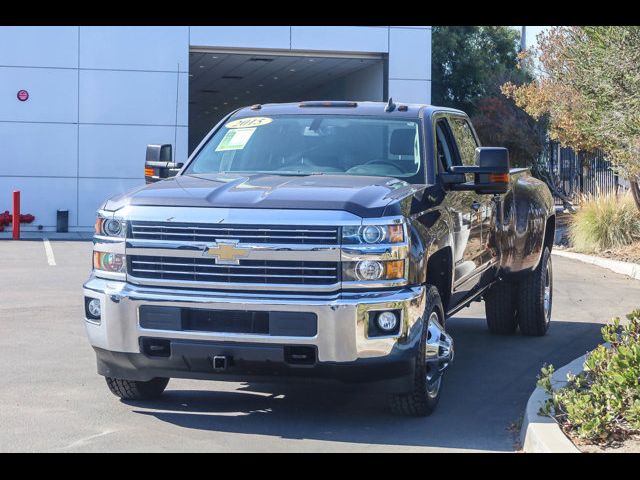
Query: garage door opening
188,49,386,153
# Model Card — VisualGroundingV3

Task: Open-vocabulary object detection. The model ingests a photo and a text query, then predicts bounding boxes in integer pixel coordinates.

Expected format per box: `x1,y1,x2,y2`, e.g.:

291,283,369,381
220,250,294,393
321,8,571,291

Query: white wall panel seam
76,26,81,226
174,69,180,154
5,175,145,179
390,26,432,30
0,65,186,73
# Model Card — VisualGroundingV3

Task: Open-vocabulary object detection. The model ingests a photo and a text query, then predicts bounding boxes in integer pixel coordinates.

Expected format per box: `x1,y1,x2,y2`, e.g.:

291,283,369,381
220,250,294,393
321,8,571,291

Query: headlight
357,260,384,280
361,225,385,243
342,224,404,244
343,259,405,281
95,216,126,238
93,252,126,273
103,218,123,236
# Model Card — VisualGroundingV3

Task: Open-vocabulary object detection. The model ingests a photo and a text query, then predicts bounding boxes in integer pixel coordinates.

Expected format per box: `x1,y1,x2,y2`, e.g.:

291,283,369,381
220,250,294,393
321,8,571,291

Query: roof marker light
299,101,358,108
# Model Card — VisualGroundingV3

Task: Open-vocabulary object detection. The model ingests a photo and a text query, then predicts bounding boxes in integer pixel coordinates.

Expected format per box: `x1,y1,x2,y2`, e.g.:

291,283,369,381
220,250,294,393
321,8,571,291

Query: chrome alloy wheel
543,256,553,324
424,311,454,398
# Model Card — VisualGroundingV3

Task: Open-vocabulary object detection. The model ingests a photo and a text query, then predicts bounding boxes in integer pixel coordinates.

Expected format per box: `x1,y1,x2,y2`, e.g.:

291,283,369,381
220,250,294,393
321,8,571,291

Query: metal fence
542,141,625,205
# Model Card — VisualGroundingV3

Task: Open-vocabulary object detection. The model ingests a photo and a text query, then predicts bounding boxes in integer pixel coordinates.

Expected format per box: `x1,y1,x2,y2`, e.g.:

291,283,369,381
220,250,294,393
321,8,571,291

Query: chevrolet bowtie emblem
203,240,249,265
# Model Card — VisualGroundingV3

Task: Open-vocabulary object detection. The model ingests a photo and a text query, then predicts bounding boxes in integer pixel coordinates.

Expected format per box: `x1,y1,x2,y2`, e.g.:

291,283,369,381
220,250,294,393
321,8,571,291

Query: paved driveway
0,240,638,452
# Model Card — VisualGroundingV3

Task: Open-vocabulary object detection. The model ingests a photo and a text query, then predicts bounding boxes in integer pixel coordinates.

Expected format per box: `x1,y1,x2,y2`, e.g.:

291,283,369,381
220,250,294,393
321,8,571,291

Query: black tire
517,246,553,336
390,286,448,417
105,377,169,400
484,279,518,334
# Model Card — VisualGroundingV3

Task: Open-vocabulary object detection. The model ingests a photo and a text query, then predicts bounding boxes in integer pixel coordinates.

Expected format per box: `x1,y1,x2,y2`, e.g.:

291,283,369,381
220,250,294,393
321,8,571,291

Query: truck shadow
127,317,604,451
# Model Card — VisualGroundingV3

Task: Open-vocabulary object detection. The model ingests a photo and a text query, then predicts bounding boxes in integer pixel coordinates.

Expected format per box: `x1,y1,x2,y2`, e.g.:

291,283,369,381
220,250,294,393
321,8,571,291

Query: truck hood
103,173,425,218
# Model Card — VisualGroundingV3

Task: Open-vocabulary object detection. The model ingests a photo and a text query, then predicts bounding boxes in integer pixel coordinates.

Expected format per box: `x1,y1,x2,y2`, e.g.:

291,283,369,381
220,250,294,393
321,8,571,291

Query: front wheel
517,247,553,336
389,286,454,417
105,377,169,400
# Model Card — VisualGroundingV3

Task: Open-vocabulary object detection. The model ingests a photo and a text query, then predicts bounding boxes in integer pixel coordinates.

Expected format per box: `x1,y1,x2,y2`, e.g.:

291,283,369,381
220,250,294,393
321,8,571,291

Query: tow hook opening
140,338,171,358
284,346,316,366
212,355,229,371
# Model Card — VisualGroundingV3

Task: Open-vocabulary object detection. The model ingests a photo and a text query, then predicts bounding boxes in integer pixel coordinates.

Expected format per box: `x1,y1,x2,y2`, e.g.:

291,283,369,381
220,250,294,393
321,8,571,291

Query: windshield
184,115,423,178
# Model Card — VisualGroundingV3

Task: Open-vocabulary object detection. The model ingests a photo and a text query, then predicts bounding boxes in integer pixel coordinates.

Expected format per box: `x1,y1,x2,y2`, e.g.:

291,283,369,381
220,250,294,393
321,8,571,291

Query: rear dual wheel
484,247,553,336
518,247,553,336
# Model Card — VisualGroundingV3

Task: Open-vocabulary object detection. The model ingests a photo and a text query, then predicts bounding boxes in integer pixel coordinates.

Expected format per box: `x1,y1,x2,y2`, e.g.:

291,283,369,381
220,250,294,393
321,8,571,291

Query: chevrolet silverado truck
83,100,555,416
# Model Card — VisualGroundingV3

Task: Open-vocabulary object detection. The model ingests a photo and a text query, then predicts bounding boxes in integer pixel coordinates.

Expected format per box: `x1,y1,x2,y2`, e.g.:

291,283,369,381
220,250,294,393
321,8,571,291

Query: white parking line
42,238,56,266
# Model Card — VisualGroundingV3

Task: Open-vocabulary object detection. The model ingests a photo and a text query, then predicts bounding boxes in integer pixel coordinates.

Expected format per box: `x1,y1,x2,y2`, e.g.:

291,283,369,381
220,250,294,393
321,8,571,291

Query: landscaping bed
579,436,640,453
537,310,640,452
596,242,640,265
554,193,640,266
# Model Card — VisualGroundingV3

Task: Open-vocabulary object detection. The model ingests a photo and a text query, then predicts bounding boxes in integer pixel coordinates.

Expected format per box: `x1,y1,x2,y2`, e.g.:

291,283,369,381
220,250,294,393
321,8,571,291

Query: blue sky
511,26,550,49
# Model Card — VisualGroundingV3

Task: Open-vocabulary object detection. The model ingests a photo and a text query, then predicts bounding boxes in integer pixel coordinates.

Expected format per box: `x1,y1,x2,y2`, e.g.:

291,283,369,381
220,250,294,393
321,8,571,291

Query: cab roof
232,101,466,120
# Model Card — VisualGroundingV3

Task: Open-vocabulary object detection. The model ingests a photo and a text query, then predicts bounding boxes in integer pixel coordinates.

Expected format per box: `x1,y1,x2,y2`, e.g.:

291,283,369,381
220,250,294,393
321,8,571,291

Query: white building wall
0,27,81,230
0,26,431,230
388,27,432,104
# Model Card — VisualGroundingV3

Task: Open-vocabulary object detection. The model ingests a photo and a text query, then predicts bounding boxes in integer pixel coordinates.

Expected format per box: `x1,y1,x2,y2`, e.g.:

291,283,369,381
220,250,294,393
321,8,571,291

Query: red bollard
12,190,20,240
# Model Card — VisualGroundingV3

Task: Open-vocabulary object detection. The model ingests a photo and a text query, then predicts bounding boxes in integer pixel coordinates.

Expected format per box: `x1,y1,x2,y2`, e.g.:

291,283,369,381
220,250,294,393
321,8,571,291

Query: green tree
471,91,546,167
504,26,640,210
431,26,524,115
431,26,545,168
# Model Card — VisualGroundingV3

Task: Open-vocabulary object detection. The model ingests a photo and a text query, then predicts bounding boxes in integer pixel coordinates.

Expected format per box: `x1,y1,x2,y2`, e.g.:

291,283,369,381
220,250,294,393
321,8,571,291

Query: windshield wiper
274,171,326,176
227,171,328,176
187,171,328,178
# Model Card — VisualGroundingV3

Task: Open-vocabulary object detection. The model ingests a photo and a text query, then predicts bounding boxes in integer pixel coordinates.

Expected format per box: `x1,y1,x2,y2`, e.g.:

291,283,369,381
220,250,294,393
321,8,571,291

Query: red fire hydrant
12,191,20,240
0,191,35,237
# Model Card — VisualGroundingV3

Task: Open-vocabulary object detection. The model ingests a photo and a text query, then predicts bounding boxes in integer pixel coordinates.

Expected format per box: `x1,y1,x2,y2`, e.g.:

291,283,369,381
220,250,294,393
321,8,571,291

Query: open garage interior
188,50,386,153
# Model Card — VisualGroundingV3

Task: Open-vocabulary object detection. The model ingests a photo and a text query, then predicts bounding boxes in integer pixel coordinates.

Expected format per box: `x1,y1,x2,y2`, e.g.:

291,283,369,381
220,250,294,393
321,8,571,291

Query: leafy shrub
537,309,640,442
569,192,640,252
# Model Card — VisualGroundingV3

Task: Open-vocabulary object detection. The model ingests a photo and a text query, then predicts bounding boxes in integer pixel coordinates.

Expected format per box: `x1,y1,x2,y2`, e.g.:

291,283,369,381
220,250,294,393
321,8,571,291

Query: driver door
434,117,485,306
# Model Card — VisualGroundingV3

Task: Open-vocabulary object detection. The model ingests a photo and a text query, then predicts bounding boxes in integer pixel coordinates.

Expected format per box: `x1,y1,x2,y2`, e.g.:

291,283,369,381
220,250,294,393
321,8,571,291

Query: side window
435,119,456,170
448,117,478,166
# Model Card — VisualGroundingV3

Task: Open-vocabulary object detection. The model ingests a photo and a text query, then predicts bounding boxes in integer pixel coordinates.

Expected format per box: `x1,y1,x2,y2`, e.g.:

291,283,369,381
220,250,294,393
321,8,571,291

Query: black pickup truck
84,100,555,416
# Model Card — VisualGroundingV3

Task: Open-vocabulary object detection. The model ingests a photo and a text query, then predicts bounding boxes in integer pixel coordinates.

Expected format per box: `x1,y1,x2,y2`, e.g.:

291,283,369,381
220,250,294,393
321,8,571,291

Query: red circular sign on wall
17,90,29,101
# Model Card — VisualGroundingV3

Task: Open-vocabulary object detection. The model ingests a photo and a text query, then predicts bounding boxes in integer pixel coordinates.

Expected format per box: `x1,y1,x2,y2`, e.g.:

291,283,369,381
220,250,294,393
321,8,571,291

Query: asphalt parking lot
1,240,638,452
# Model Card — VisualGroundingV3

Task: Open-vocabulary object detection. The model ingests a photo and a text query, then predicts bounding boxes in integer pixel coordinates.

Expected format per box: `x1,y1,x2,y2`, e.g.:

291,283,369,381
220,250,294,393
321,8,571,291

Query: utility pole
520,26,527,52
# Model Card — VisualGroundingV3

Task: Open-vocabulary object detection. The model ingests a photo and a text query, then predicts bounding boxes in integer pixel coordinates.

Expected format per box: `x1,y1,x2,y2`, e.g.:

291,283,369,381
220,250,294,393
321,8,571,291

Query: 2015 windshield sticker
225,117,273,129
215,127,256,151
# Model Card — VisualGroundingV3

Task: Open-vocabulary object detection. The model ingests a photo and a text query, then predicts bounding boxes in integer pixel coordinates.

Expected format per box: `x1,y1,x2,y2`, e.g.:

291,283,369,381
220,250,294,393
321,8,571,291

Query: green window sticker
215,127,256,152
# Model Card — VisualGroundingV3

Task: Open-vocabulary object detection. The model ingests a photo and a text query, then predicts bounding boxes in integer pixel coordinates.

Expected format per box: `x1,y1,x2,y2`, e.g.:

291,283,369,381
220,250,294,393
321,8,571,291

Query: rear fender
498,172,554,278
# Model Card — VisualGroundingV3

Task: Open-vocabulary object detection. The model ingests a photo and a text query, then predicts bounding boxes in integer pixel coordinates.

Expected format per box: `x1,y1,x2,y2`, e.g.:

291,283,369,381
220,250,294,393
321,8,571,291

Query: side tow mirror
441,147,510,194
144,144,183,184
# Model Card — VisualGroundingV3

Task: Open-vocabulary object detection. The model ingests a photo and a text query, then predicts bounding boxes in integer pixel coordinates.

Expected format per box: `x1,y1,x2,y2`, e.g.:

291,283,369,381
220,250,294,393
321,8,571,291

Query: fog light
85,297,101,320
88,299,101,317
376,311,398,332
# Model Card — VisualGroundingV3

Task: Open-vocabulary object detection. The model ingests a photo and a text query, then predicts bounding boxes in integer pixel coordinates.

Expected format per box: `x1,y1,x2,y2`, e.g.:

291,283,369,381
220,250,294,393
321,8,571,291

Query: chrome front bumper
83,276,426,363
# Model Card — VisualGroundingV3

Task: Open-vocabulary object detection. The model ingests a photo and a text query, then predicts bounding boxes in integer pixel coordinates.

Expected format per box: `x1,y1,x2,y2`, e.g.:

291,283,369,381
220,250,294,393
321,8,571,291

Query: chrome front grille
128,256,340,286
129,221,339,244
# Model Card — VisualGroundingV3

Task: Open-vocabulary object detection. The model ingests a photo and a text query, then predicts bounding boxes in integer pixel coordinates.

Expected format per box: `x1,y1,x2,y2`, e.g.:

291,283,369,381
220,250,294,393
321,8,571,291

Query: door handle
471,201,481,211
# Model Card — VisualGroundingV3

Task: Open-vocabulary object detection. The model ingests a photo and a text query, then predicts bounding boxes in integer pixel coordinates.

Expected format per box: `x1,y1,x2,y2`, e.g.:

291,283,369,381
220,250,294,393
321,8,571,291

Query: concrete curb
520,354,586,453
552,249,640,281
